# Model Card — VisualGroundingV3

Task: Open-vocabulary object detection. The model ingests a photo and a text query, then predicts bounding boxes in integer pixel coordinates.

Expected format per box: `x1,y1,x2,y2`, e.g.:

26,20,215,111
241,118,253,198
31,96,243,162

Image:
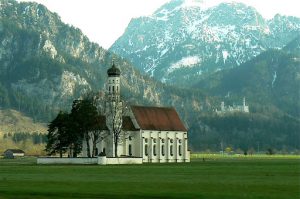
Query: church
82,62,190,163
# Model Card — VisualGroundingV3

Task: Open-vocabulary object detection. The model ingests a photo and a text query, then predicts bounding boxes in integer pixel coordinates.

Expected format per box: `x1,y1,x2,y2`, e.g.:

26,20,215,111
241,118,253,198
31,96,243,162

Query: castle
82,63,190,163
216,98,249,114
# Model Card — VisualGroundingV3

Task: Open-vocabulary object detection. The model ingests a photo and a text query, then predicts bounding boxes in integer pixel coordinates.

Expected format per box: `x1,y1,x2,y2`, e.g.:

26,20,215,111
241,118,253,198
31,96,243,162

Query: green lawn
0,157,299,199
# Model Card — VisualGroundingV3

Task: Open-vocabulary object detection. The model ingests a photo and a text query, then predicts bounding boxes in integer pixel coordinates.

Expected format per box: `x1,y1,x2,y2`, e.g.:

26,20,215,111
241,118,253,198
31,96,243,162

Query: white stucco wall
141,130,189,163
98,157,143,165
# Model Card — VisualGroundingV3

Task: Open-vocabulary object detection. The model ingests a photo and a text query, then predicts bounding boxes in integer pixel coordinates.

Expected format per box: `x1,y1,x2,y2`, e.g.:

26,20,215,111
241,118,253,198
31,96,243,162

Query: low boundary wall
37,157,97,164
98,157,143,165
37,157,143,165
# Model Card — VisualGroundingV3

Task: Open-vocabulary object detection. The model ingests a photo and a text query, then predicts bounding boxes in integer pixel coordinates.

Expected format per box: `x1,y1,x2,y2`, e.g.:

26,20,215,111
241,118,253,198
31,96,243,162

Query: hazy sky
18,0,300,49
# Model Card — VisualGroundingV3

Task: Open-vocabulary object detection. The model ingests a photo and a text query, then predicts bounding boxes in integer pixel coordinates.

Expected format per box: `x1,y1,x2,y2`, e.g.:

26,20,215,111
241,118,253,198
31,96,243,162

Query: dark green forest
189,112,300,153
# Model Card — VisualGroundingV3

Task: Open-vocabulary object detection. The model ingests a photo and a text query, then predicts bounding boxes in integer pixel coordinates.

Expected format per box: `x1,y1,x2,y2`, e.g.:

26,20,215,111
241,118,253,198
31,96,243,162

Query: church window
161,145,165,156
129,144,132,156
153,145,156,156
170,145,173,156
145,145,148,156
179,145,182,156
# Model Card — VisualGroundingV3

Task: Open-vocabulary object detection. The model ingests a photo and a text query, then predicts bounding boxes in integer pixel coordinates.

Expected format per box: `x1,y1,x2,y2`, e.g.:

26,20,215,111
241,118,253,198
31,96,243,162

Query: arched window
108,86,111,92
116,86,119,92
179,145,182,156
129,144,132,156
170,145,173,156
145,145,148,156
153,145,156,156
112,86,115,92
161,145,165,156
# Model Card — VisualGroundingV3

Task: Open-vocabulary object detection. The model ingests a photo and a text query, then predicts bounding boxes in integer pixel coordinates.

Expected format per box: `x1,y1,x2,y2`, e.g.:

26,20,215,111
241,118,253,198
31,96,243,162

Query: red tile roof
131,106,187,131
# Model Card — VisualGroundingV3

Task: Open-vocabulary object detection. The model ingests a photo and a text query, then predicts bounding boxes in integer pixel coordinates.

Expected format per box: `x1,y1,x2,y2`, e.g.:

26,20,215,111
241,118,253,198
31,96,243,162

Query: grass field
0,156,299,199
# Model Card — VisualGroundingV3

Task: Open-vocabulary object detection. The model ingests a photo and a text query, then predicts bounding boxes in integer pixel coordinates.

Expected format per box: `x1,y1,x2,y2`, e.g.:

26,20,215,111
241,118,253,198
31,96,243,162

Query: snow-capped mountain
110,0,300,85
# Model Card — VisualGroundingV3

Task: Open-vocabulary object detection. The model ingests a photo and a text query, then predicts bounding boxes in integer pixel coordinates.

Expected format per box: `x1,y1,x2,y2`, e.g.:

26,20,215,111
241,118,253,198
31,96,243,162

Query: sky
18,0,300,49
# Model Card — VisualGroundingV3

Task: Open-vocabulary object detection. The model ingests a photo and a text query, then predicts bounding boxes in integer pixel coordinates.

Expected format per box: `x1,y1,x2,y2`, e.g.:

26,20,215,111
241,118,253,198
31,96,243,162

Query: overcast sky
18,0,300,49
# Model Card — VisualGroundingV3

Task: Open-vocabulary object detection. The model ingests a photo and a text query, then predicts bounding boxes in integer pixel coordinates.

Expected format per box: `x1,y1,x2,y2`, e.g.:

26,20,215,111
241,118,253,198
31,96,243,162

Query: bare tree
84,92,108,157
106,99,130,157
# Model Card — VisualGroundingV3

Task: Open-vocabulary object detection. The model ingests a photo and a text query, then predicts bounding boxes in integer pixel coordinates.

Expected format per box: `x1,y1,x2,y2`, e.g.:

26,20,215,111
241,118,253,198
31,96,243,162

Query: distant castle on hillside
215,97,249,114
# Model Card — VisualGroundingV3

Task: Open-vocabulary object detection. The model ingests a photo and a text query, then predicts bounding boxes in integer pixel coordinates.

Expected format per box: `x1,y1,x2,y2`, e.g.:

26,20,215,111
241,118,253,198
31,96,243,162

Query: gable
96,116,139,131
131,106,187,131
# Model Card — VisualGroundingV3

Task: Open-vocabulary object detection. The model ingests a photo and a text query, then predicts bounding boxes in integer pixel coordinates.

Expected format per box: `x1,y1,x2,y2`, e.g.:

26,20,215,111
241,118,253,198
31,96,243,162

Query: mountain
189,38,300,152
110,0,300,86
0,0,298,152
0,0,209,127
194,38,300,118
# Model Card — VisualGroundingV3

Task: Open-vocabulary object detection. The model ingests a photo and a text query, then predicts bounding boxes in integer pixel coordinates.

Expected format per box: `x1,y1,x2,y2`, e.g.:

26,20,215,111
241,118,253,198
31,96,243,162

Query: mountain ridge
110,0,300,86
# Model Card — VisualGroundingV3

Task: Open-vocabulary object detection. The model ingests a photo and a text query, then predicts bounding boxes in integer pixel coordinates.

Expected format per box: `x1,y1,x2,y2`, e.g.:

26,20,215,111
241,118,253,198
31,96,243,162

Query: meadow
0,156,299,199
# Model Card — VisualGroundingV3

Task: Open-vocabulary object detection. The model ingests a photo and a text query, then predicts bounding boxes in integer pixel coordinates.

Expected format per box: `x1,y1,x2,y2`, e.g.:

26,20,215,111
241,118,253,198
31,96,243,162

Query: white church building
82,63,190,163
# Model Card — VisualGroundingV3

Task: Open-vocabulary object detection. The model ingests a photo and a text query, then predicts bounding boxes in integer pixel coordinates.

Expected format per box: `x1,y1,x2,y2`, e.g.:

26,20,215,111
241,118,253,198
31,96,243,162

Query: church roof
96,116,138,131
131,106,187,132
123,116,139,131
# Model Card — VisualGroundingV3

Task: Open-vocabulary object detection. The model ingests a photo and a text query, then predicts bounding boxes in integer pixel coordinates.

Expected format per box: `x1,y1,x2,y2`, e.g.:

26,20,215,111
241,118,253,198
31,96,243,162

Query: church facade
82,63,190,163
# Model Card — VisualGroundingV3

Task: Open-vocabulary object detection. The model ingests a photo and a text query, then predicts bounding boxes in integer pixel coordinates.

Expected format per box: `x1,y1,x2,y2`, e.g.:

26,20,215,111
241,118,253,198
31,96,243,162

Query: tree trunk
85,135,91,158
92,140,97,157
114,136,118,157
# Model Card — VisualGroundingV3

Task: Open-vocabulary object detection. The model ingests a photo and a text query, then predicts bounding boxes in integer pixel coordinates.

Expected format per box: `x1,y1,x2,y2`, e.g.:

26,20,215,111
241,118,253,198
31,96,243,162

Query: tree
46,111,70,157
46,111,82,157
106,100,129,157
71,99,102,157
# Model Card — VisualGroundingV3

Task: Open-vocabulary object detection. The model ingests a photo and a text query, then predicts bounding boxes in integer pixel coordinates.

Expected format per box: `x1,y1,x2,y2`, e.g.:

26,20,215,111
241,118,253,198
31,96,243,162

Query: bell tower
105,61,123,157
106,61,121,102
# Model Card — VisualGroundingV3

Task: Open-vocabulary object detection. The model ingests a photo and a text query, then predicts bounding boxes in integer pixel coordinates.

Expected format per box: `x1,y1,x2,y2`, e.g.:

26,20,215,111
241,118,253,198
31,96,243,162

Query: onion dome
107,62,120,76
